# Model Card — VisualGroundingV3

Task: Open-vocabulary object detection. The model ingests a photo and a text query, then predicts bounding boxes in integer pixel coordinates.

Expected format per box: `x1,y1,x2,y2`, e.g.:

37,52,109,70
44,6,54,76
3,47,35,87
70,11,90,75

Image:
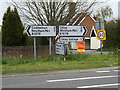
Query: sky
0,0,120,25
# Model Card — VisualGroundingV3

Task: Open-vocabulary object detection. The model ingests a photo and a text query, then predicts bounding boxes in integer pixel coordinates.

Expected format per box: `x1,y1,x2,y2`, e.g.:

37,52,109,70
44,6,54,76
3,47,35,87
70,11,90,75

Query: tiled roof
71,13,96,37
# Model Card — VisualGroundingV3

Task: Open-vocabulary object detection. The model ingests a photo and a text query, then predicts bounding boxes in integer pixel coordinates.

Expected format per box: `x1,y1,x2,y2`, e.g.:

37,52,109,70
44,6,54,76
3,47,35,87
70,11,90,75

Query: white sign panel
26,25,56,37
95,21,104,30
56,43,64,55
60,37,84,42
59,25,88,36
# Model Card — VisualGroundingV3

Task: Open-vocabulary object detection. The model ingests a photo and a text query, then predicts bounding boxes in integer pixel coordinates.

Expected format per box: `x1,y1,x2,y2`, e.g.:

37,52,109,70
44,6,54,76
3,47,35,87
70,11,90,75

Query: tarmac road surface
69,50,113,54
2,67,119,88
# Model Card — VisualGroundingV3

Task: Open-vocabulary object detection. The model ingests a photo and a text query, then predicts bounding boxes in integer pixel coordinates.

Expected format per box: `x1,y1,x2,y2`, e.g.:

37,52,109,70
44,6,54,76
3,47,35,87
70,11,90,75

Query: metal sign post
49,37,52,56
99,21,102,54
97,30,106,54
100,40,102,54
34,37,36,60
59,25,88,55
64,43,68,61
96,20,105,54
26,25,56,59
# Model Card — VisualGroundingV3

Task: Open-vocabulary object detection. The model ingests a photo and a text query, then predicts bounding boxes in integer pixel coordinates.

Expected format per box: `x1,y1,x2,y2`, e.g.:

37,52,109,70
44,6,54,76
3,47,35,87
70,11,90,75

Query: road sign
59,25,88,36
97,30,106,40
26,25,56,37
56,43,64,55
95,21,104,30
78,42,85,54
59,37,85,42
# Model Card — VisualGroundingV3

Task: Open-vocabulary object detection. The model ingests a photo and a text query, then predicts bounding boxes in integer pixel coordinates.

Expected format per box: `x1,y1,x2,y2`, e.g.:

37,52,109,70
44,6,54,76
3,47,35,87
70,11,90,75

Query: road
69,50,113,54
2,69,119,88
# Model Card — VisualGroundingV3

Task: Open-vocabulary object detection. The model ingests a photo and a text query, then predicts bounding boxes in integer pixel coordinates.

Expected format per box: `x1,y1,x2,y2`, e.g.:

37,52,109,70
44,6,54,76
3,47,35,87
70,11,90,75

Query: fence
2,46,56,58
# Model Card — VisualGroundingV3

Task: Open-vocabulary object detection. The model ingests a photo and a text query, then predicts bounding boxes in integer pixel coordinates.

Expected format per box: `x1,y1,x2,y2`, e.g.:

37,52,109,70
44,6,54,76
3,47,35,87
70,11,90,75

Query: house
70,14,100,50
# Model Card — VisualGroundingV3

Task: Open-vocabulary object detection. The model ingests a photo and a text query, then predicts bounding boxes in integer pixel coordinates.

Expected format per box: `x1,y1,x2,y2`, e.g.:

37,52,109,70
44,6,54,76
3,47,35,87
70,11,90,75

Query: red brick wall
2,46,56,58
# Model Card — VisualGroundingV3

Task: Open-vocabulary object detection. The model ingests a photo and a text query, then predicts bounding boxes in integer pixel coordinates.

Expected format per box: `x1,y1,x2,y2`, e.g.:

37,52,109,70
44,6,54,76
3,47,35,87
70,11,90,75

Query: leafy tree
95,6,113,24
26,37,49,46
2,7,26,46
103,19,119,50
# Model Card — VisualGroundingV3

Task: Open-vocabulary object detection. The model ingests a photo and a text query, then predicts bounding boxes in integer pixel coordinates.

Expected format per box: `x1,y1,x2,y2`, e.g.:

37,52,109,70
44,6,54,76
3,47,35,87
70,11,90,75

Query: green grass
2,54,119,74
97,47,119,53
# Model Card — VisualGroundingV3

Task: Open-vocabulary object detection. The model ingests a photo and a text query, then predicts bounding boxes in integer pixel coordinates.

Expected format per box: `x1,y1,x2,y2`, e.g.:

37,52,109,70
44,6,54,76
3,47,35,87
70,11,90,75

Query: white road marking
77,83,120,88
96,71,110,73
46,75,118,83
113,70,120,72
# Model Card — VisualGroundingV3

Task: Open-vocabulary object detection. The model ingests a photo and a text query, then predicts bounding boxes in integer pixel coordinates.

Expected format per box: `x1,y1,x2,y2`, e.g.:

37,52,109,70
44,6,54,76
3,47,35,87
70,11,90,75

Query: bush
2,60,7,64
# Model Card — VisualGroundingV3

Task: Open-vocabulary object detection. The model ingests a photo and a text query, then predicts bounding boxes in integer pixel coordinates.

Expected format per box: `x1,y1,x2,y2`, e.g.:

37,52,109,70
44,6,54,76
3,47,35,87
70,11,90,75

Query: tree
103,19,119,50
11,1,97,26
11,0,98,45
95,6,113,24
2,7,26,46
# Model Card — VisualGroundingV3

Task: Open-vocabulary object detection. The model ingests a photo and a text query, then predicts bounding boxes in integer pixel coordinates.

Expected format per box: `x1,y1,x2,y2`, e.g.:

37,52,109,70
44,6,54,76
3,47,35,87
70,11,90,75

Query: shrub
2,60,7,64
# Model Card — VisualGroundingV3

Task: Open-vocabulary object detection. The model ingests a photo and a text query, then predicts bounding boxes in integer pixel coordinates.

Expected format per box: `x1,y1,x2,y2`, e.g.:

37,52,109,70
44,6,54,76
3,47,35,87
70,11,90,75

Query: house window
91,30,96,37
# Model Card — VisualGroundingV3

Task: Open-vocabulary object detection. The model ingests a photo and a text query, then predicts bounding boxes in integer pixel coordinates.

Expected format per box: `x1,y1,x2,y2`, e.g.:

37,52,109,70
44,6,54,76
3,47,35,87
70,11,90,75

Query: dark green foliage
2,7,26,46
103,20,119,49
2,60,7,64
26,37,49,46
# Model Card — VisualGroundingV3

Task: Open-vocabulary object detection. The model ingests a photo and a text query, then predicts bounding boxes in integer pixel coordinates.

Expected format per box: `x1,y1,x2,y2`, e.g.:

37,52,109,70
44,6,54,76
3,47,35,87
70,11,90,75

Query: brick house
70,14,100,49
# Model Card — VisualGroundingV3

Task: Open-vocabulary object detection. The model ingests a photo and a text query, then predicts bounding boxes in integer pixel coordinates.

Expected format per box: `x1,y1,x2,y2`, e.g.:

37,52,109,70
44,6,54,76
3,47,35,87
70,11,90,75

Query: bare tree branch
11,0,98,27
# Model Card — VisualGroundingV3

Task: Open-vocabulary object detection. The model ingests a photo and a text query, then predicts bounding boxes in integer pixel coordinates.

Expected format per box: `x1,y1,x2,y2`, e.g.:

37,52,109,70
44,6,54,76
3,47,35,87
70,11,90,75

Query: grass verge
2,54,119,74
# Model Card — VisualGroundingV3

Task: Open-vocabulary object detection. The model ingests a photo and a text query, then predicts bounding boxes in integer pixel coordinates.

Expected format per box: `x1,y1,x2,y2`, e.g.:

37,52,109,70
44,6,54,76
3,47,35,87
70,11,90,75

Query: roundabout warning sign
97,30,106,40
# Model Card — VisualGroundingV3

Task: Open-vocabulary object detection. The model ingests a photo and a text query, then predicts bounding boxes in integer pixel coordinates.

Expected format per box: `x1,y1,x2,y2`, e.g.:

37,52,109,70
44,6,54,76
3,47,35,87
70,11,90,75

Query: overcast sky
0,0,120,25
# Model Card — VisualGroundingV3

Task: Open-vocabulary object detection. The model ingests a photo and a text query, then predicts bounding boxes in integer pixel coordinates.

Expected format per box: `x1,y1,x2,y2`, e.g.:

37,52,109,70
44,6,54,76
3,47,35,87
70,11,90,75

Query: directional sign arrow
59,25,88,36
83,26,88,36
26,25,31,36
25,25,56,37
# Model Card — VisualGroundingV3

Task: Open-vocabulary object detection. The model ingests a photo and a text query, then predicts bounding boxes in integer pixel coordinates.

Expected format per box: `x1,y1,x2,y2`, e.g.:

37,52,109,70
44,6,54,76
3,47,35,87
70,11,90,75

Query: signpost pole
34,37,36,60
99,21,102,54
64,43,66,61
49,37,52,56
100,40,102,54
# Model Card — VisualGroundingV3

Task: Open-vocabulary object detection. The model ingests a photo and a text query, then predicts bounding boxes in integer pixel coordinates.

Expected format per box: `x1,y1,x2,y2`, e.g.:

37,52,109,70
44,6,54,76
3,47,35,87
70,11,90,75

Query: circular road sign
97,31,105,39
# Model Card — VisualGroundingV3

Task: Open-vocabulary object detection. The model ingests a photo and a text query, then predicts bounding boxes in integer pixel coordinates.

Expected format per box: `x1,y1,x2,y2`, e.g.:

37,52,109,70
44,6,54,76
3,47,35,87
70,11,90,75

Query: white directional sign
26,25,56,37
59,25,88,36
60,37,85,42
56,43,64,55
